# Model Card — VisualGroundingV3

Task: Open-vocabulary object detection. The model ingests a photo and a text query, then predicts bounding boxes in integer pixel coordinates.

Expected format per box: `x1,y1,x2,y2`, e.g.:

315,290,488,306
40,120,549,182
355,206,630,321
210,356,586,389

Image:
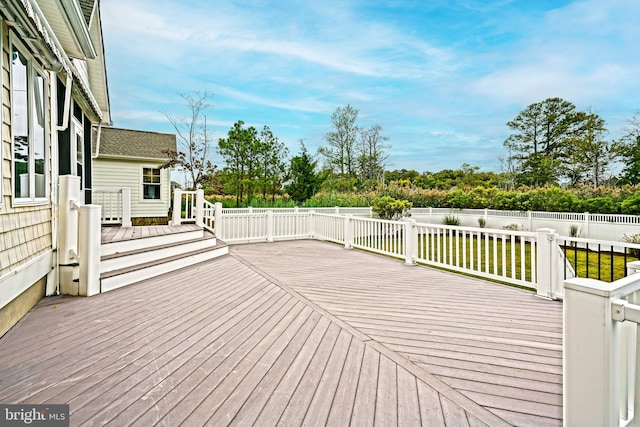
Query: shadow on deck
0,240,562,426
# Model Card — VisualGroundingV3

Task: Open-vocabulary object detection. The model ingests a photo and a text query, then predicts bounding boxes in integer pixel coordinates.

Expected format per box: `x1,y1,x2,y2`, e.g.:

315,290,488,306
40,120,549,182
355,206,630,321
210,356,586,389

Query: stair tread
101,224,202,244
101,231,215,261
100,242,227,279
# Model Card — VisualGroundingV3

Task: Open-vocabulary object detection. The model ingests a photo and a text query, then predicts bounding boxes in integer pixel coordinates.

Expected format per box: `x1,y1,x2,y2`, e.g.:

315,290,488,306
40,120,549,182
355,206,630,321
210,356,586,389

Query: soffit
36,0,84,58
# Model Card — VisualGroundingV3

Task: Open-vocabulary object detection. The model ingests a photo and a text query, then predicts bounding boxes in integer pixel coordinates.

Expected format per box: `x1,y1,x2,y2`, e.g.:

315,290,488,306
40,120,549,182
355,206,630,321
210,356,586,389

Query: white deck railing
564,264,640,426
92,188,131,227
413,223,539,290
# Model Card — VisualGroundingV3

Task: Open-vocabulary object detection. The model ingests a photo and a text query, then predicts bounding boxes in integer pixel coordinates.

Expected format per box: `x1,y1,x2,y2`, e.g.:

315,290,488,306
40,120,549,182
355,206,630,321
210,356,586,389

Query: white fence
92,188,131,227
178,202,640,241
412,207,640,241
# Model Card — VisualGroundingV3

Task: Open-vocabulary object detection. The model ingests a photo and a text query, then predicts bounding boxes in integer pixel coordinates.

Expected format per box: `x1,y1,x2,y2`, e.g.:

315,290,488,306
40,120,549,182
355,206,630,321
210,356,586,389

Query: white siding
93,158,171,218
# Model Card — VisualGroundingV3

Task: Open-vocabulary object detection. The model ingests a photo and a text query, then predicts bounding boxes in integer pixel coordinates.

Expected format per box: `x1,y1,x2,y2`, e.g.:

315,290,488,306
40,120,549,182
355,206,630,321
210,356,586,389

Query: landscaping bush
621,191,640,215
371,196,412,220
581,197,619,214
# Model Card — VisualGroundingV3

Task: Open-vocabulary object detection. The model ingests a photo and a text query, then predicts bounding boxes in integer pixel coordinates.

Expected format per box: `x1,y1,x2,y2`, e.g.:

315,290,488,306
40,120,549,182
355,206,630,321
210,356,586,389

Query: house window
11,41,48,203
143,168,161,200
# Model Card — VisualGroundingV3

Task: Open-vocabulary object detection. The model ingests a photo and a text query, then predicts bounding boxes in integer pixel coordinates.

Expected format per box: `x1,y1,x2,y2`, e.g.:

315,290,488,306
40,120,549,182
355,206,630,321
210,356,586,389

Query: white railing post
214,202,223,237
195,189,205,227
628,260,640,276
78,205,101,296
121,187,132,227
528,211,533,231
267,210,274,242
58,176,81,265
335,206,340,215
172,189,183,226
309,211,316,239
564,277,622,427
344,215,353,249
584,212,590,239
404,219,417,265
536,228,559,299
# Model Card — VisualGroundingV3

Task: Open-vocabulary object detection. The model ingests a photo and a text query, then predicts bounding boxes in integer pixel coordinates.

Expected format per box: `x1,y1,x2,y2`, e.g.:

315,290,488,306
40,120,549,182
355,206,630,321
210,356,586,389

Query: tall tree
357,124,390,188
256,126,289,201
164,91,217,189
564,110,612,187
286,142,321,203
504,97,581,186
615,112,640,185
218,121,257,206
319,105,359,176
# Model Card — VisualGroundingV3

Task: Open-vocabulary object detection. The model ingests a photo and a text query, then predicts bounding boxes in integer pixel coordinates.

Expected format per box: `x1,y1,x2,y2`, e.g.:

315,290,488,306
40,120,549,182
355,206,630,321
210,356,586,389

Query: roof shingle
94,127,177,160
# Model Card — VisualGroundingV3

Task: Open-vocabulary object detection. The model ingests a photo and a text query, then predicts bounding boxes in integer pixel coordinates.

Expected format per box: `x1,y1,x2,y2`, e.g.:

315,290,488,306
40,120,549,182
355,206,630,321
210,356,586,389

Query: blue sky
100,0,640,174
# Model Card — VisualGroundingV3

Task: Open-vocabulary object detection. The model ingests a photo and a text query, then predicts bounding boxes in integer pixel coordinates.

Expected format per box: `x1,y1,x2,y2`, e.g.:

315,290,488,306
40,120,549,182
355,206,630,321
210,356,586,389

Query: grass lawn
357,231,637,283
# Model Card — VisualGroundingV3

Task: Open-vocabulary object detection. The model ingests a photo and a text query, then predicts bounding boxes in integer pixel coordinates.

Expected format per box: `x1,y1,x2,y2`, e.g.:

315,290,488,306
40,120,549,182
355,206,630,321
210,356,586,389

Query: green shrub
621,192,640,215
581,197,619,214
371,196,412,220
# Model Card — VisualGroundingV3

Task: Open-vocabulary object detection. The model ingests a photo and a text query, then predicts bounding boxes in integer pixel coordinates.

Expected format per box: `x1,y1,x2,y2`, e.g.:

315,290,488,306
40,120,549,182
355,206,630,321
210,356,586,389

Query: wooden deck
101,224,202,243
0,240,562,426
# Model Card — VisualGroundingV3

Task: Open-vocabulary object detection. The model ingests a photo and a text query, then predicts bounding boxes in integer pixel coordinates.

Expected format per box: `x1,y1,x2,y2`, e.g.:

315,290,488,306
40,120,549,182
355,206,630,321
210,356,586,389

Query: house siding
0,21,53,278
93,158,171,218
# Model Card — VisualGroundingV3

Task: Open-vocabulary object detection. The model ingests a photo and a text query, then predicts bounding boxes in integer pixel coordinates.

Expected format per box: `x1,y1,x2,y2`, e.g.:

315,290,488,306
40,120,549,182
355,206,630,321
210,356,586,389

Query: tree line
165,92,640,209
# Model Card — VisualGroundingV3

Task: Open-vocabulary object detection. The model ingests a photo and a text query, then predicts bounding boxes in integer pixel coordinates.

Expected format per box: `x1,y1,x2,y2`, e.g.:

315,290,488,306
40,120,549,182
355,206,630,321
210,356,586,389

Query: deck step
101,228,204,257
100,232,217,274
100,242,229,293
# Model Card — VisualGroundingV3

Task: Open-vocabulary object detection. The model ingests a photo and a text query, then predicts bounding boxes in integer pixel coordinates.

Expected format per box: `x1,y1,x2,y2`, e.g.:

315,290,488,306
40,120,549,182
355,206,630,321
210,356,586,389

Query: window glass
11,47,29,198
10,41,48,203
34,73,46,198
143,168,161,200
76,132,83,188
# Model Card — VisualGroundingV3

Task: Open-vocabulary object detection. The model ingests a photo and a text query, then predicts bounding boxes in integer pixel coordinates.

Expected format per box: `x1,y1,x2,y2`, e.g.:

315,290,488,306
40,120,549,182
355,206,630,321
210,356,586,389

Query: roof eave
59,0,96,59
95,154,172,163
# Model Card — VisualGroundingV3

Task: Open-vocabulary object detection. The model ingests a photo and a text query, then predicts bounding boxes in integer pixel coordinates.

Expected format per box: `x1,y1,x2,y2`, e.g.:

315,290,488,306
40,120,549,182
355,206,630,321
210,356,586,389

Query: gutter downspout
93,123,102,159
49,59,71,297
57,73,73,132
48,70,60,296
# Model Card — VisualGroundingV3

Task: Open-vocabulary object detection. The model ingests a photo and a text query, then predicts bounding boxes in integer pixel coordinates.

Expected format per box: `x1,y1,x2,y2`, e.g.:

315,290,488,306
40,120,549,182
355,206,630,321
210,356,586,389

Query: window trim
141,166,162,202
9,34,50,206
71,116,84,191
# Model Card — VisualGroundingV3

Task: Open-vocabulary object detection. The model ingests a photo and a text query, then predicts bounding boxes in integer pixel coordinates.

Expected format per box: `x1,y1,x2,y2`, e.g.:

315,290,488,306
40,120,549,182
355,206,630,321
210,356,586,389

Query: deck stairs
99,226,228,293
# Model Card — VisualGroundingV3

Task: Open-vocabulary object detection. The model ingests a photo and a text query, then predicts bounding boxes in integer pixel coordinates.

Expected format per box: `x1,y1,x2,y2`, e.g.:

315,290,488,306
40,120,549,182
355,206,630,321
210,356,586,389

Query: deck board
100,224,201,244
0,239,563,426
230,240,563,426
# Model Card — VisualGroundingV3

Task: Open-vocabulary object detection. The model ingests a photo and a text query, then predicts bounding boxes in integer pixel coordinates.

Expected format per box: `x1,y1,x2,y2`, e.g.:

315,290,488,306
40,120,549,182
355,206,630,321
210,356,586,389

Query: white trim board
0,251,53,310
